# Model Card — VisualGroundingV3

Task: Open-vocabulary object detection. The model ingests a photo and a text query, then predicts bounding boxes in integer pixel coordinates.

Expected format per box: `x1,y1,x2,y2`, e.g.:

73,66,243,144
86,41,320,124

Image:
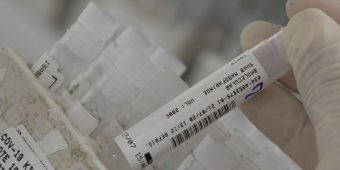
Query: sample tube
114,31,289,169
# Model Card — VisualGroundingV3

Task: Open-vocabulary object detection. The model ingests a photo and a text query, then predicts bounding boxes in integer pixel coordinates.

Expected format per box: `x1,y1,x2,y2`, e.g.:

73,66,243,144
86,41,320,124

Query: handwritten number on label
48,75,58,89
245,82,264,100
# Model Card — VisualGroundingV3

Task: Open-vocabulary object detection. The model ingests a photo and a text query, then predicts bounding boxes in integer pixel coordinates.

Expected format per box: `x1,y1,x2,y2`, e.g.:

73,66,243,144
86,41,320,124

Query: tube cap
78,2,120,41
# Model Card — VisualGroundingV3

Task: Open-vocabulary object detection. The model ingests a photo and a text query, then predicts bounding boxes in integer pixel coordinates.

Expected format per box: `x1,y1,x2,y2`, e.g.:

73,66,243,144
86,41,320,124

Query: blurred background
0,0,287,84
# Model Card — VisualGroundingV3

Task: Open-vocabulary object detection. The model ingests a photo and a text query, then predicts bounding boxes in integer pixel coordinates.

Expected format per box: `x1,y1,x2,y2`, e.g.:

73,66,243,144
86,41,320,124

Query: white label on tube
114,52,268,169
32,54,64,91
32,53,59,73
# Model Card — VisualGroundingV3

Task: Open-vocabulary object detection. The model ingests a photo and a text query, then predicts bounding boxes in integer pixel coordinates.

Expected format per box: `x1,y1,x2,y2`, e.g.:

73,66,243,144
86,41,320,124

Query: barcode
171,100,237,147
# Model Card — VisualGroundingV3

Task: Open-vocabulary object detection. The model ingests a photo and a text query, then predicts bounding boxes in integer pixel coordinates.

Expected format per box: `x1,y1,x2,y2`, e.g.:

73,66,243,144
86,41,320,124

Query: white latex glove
285,8,340,170
240,1,340,170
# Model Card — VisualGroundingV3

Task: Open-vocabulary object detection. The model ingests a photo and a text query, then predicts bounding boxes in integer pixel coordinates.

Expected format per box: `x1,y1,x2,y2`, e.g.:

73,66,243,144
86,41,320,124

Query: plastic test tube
114,31,290,169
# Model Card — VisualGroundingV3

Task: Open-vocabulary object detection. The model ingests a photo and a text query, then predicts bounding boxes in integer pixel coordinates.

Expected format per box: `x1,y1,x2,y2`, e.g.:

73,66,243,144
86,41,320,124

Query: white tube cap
116,26,155,55
78,2,120,41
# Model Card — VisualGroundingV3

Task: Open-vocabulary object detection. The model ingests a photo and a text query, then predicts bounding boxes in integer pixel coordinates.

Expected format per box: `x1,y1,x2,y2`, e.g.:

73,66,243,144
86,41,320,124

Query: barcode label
115,52,269,169
171,100,237,147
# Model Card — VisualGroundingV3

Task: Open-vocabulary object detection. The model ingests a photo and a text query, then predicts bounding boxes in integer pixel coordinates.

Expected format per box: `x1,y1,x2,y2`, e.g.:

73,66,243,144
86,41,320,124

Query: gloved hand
240,1,340,170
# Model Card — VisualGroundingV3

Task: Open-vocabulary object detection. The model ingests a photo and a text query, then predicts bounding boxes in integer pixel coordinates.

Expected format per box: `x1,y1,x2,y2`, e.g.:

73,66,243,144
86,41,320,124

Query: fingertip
240,21,281,50
284,8,340,61
288,8,332,24
286,0,340,24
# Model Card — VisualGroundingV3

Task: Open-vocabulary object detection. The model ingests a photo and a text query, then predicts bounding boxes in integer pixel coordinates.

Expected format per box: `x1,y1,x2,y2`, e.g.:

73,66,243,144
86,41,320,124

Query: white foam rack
0,1,302,170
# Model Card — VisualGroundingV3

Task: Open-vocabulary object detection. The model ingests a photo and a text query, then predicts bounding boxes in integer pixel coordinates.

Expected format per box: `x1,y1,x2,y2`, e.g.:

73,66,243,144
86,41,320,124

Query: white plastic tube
114,31,289,169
